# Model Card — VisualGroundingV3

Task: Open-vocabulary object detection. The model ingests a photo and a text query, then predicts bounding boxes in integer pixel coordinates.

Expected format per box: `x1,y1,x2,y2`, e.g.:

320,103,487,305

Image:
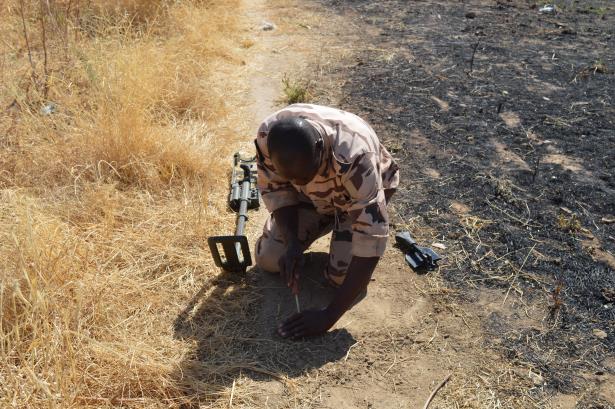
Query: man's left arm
279,152,389,339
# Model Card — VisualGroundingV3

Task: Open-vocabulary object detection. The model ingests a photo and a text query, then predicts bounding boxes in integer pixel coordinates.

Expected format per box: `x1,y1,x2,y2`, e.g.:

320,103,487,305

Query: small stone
601,288,615,302
465,11,476,19
261,21,276,31
40,102,57,116
447,231,463,239
432,242,447,250
539,4,556,14
593,329,608,339
560,207,573,215
529,371,544,386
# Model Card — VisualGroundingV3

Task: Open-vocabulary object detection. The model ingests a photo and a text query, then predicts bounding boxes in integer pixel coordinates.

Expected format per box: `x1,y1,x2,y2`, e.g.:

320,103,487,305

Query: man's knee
255,235,284,273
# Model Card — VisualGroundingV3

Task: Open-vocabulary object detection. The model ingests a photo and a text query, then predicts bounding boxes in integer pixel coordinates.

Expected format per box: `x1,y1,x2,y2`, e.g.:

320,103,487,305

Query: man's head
267,117,324,185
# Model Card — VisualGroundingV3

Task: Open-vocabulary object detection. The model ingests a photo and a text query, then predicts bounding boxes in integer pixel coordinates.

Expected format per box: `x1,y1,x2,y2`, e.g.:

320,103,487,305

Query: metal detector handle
235,164,251,236
232,165,251,261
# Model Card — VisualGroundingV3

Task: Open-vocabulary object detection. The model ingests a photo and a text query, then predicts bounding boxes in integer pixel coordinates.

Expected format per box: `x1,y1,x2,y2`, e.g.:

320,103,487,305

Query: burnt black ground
318,0,614,404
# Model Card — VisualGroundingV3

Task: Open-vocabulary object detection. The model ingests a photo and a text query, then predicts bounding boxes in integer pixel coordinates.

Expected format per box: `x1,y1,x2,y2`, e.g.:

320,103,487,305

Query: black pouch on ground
394,231,442,273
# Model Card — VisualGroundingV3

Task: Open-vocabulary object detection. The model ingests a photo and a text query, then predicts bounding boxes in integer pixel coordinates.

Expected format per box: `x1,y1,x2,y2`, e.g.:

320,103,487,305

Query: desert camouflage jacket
254,104,400,258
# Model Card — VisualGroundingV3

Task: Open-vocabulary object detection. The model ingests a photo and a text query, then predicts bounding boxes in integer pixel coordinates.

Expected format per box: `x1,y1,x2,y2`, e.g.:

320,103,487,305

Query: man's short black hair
267,117,320,157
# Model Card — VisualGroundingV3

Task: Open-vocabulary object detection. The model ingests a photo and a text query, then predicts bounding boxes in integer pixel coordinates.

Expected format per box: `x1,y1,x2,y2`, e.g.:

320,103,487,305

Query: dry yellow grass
0,0,250,407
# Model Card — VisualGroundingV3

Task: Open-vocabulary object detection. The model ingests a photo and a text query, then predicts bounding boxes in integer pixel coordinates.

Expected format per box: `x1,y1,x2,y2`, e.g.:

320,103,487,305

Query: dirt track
175,0,614,407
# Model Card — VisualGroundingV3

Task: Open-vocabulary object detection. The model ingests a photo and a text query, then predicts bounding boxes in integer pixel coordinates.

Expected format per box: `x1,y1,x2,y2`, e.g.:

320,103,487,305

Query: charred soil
318,0,615,406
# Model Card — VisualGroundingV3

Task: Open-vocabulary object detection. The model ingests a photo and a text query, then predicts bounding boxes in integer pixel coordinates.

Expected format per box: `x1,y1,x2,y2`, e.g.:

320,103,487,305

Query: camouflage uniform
254,104,400,286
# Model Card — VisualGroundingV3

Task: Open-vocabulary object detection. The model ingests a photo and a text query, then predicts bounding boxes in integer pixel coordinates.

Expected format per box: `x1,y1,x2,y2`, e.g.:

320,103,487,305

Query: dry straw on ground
0,0,251,407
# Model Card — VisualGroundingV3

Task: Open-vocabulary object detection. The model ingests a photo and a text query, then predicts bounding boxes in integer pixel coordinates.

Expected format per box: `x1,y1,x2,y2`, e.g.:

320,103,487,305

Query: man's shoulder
329,117,379,166
329,132,380,179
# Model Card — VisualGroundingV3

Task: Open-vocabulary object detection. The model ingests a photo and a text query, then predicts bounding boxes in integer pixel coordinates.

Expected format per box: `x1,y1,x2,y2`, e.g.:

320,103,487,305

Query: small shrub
557,213,581,233
280,74,311,104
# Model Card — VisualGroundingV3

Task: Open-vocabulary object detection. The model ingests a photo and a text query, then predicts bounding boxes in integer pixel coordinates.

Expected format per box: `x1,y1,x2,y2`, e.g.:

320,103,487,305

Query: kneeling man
254,104,399,339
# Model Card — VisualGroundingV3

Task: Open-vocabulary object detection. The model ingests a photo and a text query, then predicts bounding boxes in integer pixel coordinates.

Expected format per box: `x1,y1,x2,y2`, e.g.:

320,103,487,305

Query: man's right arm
272,205,300,245
272,205,303,291
255,135,303,288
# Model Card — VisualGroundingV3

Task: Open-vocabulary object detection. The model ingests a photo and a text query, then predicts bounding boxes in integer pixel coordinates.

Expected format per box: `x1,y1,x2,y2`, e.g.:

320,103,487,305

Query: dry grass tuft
280,73,312,104
0,0,251,406
556,213,582,233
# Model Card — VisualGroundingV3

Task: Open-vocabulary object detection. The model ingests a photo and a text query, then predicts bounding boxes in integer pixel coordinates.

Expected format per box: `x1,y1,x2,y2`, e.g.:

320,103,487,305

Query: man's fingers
282,316,303,331
280,256,292,286
289,258,297,276
290,325,306,339
289,255,303,290
278,322,302,338
288,257,300,288
278,314,304,337
280,322,305,339
280,313,302,328
281,256,296,285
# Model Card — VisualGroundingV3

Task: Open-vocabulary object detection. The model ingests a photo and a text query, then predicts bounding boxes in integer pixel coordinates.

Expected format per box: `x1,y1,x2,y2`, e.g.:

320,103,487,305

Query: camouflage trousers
255,204,352,287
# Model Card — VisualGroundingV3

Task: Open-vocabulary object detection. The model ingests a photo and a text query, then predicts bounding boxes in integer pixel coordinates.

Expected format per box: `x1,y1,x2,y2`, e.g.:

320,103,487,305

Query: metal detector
208,153,260,273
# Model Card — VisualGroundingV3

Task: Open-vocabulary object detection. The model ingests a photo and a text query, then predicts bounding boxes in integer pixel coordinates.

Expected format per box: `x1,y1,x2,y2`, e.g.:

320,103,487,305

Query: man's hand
278,256,380,340
278,308,336,339
278,239,304,294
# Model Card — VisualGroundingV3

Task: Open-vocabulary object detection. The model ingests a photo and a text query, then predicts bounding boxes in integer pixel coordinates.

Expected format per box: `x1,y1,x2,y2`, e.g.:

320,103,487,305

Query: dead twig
382,356,413,376
18,0,36,74
486,199,539,228
468,39,480,75
502,244,536,306
423,373,453,409
427,321,439,344
229,378,236,407
39,0,50,98
344,340,361,362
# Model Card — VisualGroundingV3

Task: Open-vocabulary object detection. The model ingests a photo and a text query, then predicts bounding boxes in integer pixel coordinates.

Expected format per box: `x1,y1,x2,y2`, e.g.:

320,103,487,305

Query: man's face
271,150,320,186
